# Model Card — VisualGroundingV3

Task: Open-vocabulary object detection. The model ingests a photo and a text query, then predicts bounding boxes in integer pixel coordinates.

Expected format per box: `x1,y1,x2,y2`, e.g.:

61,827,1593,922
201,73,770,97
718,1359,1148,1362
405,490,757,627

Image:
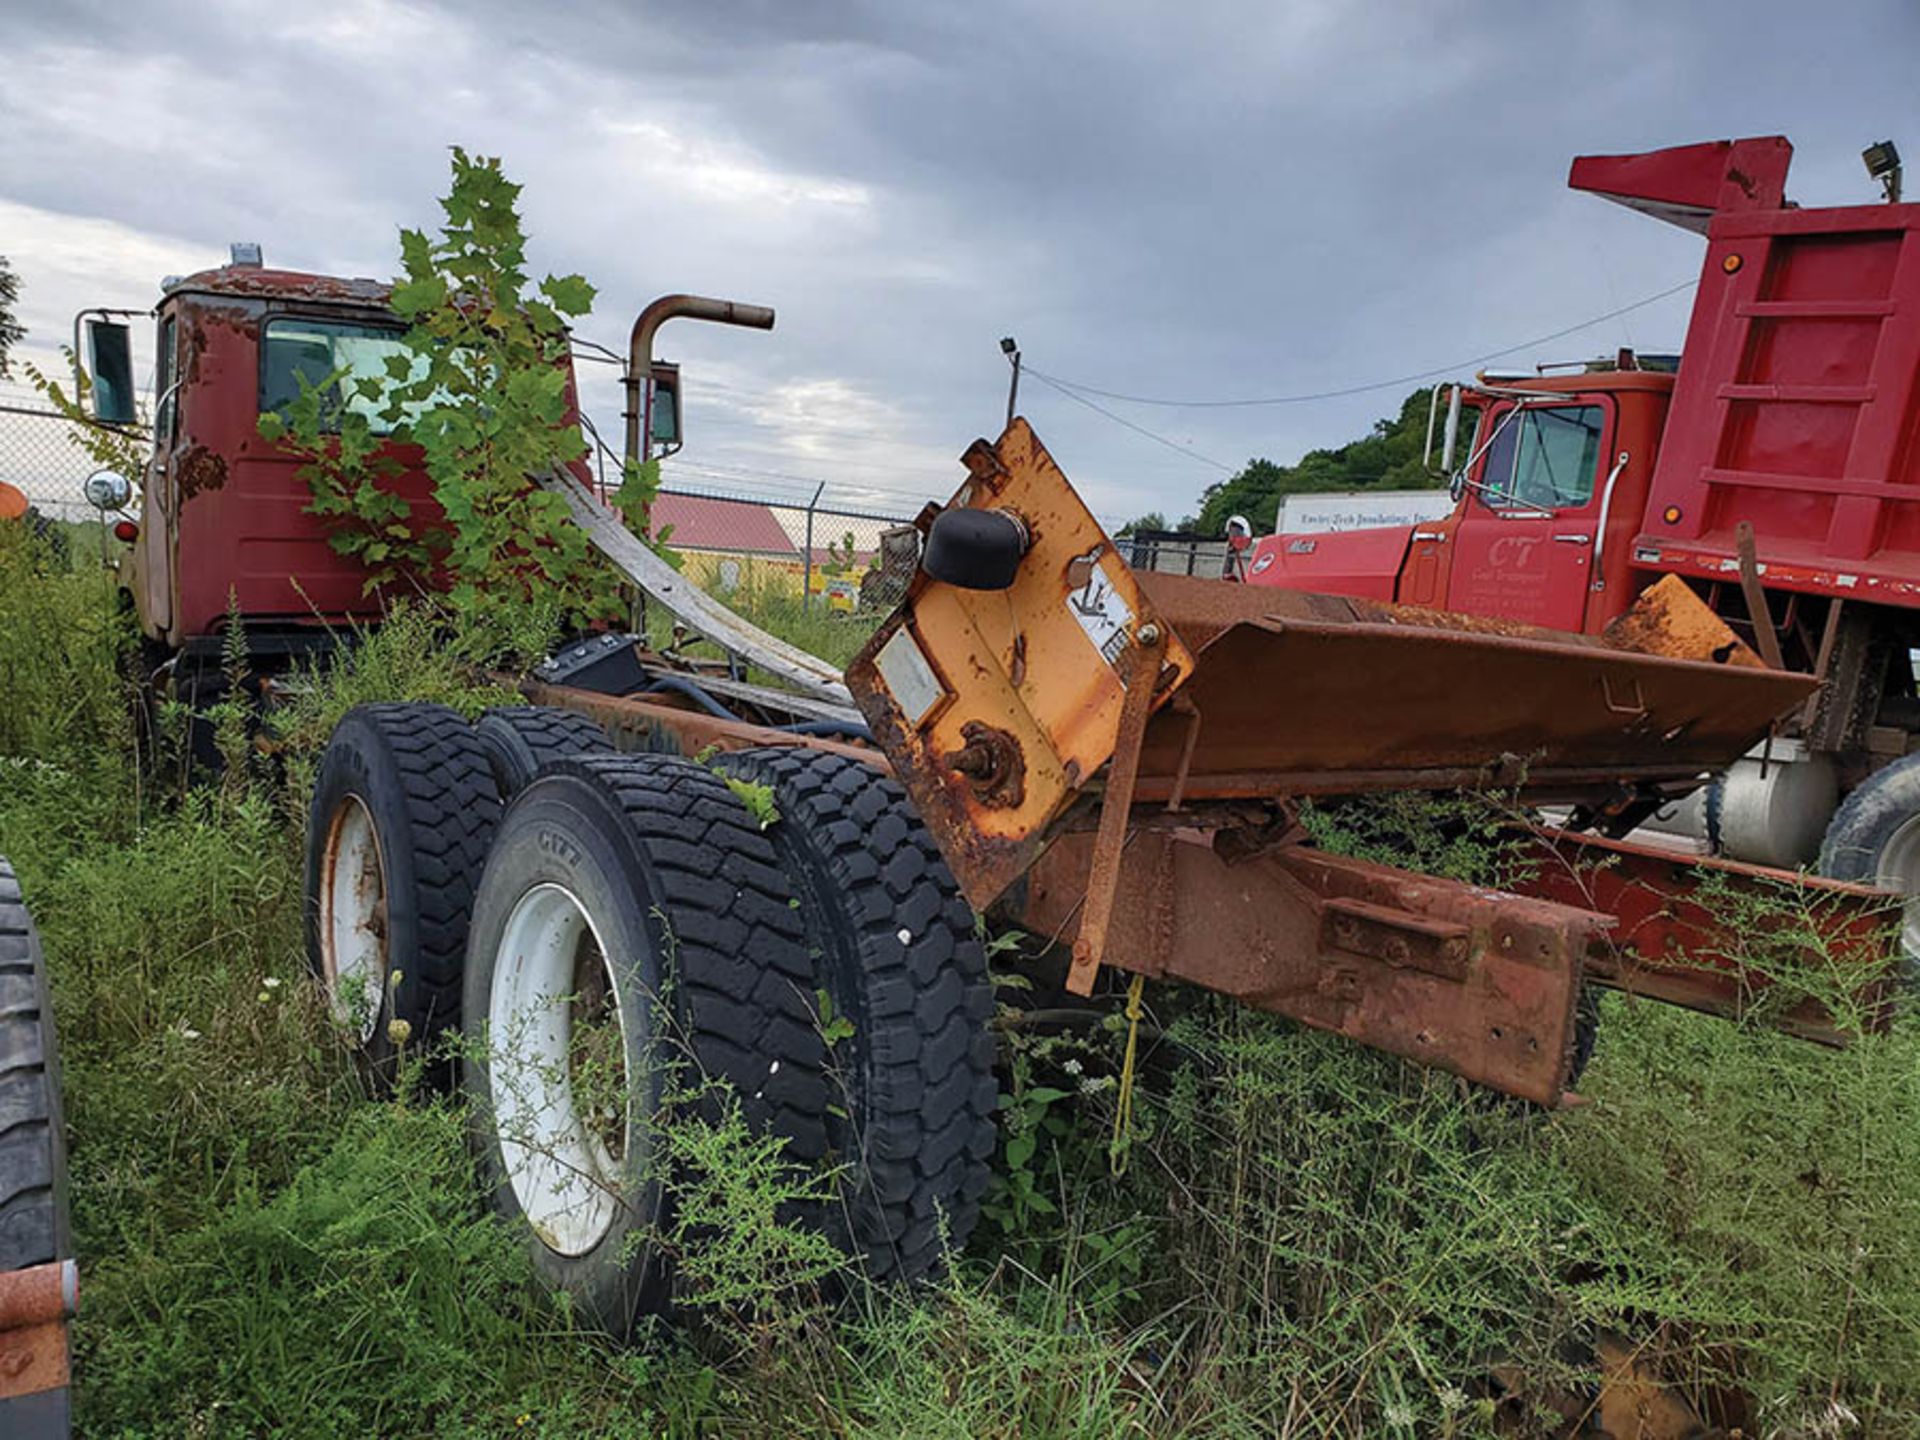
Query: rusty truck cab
127,264,440,655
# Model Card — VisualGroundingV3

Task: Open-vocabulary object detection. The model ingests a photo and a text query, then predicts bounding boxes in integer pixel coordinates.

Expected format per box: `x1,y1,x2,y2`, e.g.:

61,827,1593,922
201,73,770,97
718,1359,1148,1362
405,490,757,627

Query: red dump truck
1246,136,1920,926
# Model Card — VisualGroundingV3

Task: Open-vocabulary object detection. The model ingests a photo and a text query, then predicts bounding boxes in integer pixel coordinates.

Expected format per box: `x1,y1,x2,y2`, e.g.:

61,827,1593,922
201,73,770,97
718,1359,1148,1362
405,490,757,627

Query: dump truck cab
1248,367,1676,631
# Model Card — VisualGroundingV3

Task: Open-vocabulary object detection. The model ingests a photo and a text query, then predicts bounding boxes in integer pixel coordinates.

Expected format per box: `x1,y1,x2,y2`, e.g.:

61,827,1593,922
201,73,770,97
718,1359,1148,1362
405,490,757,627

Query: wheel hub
489,882,631,1257
319,794,387,1044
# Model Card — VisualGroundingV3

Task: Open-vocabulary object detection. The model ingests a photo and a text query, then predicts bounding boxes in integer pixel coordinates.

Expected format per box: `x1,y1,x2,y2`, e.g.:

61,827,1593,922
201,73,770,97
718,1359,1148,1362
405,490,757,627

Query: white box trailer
1275,489,1454,536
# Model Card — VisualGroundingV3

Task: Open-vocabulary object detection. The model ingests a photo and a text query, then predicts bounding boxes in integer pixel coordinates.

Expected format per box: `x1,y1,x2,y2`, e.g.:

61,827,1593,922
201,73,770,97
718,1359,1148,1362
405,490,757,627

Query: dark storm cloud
4,0,1916,522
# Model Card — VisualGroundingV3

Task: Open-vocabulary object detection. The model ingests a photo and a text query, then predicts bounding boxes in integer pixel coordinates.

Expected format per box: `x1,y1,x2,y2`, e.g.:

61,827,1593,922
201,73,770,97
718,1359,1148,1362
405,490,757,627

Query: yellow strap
1110,972,1146,1175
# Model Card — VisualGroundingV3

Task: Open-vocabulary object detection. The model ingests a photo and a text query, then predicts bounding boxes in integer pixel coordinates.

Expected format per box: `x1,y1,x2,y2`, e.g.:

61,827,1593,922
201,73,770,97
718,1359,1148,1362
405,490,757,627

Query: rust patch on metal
945,720,1026,809
960,436,1010,488
1323,897,1471,981
1601,572,1763,668
168,265,392,305
1125,568,1814,807
523,682,883,771
1066,626,1166,995
1735,518,1788,669
0,1259,76,1401
174,443,229,499
1512,824,1896,1042
1021,827,1603,1105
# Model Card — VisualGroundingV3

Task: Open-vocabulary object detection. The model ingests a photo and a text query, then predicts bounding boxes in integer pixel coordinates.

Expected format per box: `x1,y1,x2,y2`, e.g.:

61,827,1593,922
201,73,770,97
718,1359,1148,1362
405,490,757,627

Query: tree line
1125,387,1446,537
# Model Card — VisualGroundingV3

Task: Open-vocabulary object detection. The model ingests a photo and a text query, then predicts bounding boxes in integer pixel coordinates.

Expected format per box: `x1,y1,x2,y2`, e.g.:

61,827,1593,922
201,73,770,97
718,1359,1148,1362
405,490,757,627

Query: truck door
1445,400,1609,631
133,312,178,639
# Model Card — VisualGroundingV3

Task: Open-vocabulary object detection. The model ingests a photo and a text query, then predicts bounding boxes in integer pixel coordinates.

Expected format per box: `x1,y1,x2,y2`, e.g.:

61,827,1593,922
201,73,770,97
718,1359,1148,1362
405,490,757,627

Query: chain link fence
0,390,137,520
643,481,921,621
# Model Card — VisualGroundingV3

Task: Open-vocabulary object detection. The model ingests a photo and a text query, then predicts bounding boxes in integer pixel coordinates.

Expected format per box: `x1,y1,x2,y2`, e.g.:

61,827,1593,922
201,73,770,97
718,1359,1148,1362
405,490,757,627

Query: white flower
180,1027,202,1041
1439,1386,1467,1412
263,976,282,990
1385,1403,1416,1429
1061,1058,1084,1076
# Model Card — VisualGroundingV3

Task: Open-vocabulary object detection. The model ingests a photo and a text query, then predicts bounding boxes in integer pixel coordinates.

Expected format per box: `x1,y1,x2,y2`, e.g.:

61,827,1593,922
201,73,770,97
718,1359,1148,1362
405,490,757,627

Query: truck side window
1479,405,1603,511
259,318,430,433
154,315,177,442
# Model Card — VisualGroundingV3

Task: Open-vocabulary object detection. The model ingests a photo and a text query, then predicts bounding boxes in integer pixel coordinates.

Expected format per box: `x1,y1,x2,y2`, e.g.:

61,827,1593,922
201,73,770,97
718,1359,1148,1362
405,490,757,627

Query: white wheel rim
489,882,630,1257
1876,814,1920,959
320,794,387,1044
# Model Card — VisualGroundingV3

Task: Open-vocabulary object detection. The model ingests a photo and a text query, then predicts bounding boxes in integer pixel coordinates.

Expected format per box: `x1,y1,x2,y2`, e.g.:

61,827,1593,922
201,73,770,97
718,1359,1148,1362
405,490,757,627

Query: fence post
801,480,824,613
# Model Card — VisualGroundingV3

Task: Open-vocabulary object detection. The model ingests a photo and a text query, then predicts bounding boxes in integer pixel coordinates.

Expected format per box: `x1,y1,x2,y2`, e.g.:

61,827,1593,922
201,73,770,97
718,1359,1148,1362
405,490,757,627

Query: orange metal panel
847,420,1196,907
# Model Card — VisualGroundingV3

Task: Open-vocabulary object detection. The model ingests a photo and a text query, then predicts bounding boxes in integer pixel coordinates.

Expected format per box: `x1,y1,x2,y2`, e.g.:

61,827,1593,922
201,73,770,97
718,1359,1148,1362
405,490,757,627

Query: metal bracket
1735,519,1787,669
1600,673,1648,717
1065,624,1167,996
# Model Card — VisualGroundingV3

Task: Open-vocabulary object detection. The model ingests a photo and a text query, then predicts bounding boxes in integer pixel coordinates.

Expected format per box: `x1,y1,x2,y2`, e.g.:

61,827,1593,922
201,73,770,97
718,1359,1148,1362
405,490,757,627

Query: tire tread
715,749,996,1282
0,859,66,1274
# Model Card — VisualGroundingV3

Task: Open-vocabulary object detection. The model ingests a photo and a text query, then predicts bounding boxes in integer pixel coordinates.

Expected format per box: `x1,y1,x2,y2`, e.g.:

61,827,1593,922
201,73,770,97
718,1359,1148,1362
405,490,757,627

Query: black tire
1821,754,1920,966
1568,983,1600,1089
0,859,73,1438
304,704,500,1079
714,749,997,1282
474,705,614,801
462,754,829,1335
0,861,69,1270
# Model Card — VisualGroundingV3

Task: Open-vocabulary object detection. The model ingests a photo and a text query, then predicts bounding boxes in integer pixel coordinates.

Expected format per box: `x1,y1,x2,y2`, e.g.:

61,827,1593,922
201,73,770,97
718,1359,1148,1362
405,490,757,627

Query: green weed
721,774,779,830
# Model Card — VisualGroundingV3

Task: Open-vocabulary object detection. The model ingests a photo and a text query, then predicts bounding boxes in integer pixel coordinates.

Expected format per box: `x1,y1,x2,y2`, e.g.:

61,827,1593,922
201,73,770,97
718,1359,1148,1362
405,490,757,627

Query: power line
1025,369,1234,473
1028,277,1698,410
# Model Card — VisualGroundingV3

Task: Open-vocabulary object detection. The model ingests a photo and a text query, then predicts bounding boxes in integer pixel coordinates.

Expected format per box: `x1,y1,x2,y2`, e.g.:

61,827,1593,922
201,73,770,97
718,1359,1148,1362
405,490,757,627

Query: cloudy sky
4,0,1915,527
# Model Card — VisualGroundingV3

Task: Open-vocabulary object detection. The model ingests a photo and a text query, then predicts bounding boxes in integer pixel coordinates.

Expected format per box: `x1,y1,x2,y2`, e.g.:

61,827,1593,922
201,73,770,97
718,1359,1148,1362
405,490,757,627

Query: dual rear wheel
305,705,997,1330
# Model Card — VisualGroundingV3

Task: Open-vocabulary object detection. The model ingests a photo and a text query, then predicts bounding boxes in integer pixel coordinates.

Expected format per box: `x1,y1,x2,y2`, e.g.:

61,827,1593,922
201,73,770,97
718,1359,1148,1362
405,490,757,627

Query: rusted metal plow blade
1126,570,1817,805
850,420,1816,915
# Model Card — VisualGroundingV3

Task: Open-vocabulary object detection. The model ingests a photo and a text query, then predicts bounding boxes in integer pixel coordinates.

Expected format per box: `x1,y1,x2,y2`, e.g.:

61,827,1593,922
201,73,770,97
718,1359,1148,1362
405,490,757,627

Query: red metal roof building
648,491,798,557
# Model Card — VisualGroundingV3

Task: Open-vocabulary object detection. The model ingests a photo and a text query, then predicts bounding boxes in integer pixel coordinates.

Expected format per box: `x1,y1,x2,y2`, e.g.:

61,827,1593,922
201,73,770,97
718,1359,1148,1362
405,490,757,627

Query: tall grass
2,523,1918,1435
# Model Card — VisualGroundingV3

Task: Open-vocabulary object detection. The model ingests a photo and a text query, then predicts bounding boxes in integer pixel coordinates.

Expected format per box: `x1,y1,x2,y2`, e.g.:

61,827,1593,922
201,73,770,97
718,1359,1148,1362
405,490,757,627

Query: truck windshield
1479,404,1603,511
259,318,432,433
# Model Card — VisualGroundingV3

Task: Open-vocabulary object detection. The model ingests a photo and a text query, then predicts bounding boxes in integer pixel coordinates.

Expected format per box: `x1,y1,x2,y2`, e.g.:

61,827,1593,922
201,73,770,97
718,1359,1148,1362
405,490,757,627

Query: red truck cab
1248,367,1674,632
128,264,445,651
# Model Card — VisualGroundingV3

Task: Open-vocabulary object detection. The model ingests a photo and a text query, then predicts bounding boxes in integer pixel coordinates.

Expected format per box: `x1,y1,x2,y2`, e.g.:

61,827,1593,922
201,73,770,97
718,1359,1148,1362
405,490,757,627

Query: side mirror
1439,385,1462,473
88,320,137,426
83,468,133,512
648,361,682,453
